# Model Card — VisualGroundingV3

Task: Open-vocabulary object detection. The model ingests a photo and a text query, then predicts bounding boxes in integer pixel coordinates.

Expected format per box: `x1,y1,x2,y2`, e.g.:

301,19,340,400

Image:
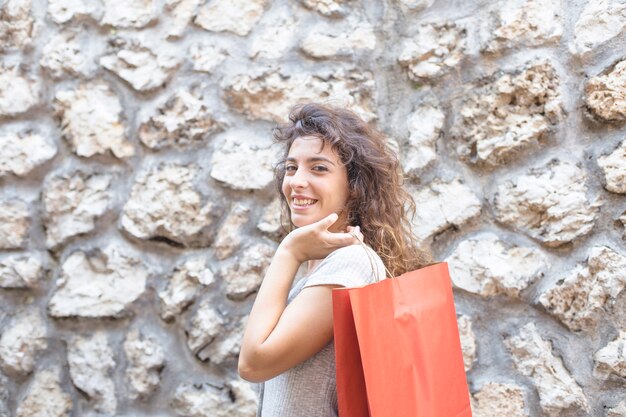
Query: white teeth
293,198,317,206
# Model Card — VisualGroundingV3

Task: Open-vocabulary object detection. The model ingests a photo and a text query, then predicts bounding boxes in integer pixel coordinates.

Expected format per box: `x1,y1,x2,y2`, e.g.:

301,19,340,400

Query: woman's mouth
292,198,318,209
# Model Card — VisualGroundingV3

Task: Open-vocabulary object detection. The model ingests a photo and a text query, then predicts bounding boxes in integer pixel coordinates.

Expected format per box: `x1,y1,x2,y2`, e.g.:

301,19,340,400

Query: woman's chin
290,212,323,228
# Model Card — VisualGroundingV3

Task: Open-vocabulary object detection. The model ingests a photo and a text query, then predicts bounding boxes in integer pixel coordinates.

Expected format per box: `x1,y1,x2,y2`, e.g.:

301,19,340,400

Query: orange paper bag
332,262,472,417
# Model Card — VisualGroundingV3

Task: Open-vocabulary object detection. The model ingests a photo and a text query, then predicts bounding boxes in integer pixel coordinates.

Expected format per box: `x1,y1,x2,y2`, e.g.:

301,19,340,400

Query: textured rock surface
471,382,528,417
446,233,546,297
570,0,626,57
210,133,277,191
451,61,562,166
101,0,156,28
398,22,466,81
0,131,57,177
257,198,284,239
598,139,626,194
121,163,220,247
222,68,377,123
165,0,202,40
301,20,376,59
0,310,47,376
159,257,215,321
185,301,224,358
138,87,223,150
0,254,45,289
42,171,112,248
54,82,133,159
0,65,38,117
493,160,601,247
0,372,7,417
194,0,267,37
402,102,444,176
504,323,589,416
47,0,102,24
411,179,482,244
607,400,626,417
171,379,257,417
197,318,245,364
249,12,296,60
594,331,626,380
457,315,476,371
40,30,92,79
585,58,626,122
0,0,34,51
124,329,165,399
1,1,624,414
100,39,179,92
214,204,250,260
397,0,434,11
300,0,350,17
67,332,116,414
0,199,30,249
220,242,275,301
48,245,148,318
189,42,228,73
539,246,626,331
15,368,72,417
481,0,562,53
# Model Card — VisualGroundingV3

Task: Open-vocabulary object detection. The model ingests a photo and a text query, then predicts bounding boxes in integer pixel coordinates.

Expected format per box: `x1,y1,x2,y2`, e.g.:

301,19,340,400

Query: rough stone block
67,332,116,414
42,171,113,248
124,329,165,399
48,245,148,318
0,199,30,250
194,0,266,37
121,163,221,247
451,61,562,167
446,233,546,297
398,22,466,81
493,160,601,247
100,38,179,92
411,178,482,244
0,310,47,376
570,0,626,57
138,87,223,150
0,131,56,178
16,368,72,417
539,246,626,331
504,323,589,417
585,58,626,122
598,139,626,194
222,68,377,123
54,82,133,159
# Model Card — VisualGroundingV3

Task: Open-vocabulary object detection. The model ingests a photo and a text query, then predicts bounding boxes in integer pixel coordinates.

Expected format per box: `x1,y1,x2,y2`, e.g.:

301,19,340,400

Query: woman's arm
238,213,359,382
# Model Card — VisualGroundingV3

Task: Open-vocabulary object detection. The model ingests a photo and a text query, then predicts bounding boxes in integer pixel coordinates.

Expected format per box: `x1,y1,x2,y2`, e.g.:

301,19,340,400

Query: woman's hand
280,213,360,263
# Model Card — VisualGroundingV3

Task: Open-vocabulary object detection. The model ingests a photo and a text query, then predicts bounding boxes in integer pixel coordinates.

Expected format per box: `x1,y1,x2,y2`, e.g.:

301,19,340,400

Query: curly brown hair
273,103,434,277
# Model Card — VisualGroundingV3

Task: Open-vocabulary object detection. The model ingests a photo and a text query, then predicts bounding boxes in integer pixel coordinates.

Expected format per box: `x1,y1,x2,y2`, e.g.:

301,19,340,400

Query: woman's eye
312,165,328,172
285,165,297,172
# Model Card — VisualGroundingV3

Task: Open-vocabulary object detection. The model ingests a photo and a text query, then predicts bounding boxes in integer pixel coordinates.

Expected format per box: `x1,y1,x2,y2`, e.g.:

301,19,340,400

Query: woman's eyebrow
286,156,336,166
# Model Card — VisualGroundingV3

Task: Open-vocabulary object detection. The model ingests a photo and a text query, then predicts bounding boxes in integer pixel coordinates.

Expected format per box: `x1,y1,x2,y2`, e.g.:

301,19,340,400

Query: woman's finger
347,225,364,243
324,231,358,247
321,212,339,231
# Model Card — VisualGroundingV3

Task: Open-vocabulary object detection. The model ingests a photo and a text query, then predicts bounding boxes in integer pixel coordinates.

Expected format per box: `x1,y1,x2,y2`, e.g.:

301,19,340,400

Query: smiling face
281,136,350,232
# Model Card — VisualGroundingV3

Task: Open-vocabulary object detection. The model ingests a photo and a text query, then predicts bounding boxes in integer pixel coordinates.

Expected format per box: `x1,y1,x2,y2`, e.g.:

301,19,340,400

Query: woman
239,103,433,417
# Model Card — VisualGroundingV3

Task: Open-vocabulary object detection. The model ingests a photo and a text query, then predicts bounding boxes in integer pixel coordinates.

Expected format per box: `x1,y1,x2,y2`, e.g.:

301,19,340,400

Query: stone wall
0,0,625,416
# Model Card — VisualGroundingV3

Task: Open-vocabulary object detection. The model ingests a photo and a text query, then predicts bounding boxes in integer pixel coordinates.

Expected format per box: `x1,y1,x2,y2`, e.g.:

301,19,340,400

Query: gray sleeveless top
257,244,386,417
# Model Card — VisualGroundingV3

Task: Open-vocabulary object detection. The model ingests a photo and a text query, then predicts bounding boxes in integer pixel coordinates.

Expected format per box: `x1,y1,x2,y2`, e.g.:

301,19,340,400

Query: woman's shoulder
325,243,379,263
308,243,383,285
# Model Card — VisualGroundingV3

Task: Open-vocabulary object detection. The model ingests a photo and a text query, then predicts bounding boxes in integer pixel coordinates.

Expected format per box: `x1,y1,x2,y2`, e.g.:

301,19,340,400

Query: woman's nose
290,168,308,188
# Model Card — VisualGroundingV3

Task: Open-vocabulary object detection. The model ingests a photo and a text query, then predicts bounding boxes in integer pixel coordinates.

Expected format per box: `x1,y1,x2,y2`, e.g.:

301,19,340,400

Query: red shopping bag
332,262,472,417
